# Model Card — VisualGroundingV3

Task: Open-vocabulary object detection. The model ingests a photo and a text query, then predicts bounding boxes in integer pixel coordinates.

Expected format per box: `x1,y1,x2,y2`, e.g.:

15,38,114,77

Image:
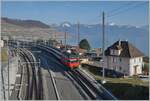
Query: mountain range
1,17,149,56
55,22,149,56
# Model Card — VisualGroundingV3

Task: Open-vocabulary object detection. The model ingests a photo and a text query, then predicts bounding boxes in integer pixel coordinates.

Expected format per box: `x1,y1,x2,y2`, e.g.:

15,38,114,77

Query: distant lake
60,24,149,56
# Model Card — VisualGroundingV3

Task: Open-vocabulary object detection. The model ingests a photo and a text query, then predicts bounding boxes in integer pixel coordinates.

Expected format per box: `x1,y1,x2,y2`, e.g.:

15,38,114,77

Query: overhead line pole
77,21,80,63
64,28,67,50
77,21,80,51
102,11,105,83
7,38,10,99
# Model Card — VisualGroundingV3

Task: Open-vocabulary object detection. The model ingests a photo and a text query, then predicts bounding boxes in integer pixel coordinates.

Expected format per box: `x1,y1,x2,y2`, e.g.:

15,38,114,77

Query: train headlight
67,50,71,53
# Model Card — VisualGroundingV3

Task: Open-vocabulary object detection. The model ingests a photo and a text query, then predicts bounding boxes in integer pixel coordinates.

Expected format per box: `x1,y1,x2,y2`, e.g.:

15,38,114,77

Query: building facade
103,40,144,76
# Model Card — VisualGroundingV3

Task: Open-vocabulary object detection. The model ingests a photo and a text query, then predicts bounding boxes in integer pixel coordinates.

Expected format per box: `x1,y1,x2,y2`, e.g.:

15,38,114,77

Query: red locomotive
61,49,80,69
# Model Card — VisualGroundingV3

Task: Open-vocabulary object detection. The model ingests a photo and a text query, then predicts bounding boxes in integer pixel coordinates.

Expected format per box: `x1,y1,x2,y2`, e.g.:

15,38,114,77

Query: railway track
14,48,41,100
47,69,60,100
18,49,34,99
19,50,31,99
36,44,117,100
31,50,44,100
36,64,43,100
9,49,29,100
70,69,109,99
10,43,115,100
66,70,97,99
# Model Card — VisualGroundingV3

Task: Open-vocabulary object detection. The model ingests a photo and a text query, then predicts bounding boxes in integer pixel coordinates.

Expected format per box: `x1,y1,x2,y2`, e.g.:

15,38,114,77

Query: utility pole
1,65,6,100
54,30,57,46
77,21,80,52
102,11,106,84
64,28,67,50
77,21,80,64
7,38,10,99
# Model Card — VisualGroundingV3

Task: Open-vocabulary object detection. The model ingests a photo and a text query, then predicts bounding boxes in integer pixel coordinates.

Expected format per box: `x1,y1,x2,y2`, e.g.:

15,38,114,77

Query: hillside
1,17,67,40
1,17,50,28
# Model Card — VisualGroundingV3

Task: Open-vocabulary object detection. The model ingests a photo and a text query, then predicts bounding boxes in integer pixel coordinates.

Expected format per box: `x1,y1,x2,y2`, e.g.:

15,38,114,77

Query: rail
37,45,117,100
67,71,97,99
17,48,38,100
18,53,24,100
47,69,60,100
73,69,117,100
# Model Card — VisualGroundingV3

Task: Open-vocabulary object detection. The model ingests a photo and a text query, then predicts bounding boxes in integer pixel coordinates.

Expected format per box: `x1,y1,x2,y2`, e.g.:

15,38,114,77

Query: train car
61,49,80,69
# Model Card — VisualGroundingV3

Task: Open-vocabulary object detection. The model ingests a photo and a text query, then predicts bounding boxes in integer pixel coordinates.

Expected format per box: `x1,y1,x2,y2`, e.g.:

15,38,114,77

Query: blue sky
1,1,149,26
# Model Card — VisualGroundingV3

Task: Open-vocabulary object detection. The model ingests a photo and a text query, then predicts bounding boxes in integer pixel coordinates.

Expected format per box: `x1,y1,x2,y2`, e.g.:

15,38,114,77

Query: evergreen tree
79,39,91,50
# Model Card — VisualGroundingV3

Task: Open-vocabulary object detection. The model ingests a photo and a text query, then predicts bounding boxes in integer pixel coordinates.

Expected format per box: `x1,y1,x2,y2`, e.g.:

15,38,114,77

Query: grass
1,48,8,62
95,75,149,87
81,66,149,100
102,81,149,100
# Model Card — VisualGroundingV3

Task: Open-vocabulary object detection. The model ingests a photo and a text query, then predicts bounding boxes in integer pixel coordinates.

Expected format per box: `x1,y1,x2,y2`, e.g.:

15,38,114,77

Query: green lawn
95,75,149,87
81,66,149,100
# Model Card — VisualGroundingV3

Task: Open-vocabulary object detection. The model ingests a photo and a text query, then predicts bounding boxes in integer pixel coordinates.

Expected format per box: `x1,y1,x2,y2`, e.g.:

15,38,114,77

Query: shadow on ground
97,80,149,100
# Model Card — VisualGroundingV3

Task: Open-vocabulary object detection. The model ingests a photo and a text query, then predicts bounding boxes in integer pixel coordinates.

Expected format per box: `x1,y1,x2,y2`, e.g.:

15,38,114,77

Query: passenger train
61,49,80,69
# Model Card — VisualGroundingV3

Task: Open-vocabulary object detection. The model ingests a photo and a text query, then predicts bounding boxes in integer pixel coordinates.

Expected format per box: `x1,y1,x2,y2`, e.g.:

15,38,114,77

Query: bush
143,63,149,75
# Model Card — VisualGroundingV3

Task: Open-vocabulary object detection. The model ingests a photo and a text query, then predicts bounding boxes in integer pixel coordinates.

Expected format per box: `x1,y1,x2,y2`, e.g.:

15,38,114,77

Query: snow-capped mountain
54,23,149,56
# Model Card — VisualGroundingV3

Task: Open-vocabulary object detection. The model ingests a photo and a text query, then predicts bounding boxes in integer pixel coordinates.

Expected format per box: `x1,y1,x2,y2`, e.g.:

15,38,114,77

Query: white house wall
129,57,143,76
104,56,130,75
102,56,143,76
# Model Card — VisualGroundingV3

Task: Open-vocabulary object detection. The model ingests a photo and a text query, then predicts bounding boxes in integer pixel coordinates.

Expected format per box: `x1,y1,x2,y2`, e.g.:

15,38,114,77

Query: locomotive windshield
69,52,78,58
62,49,79,58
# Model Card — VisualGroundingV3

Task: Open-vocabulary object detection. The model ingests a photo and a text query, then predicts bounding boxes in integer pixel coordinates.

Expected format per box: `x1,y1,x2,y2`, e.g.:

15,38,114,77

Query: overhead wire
86,1,147,24
107,1,147,18
85,2,137,24
106,2,136,15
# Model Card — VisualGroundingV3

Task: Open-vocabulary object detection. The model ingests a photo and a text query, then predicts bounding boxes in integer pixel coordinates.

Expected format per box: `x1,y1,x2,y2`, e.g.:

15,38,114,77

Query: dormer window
113,50,115,54
110,49,121,56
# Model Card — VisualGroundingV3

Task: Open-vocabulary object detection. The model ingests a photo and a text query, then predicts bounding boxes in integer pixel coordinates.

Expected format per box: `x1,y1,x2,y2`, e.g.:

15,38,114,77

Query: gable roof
105,41,144,58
